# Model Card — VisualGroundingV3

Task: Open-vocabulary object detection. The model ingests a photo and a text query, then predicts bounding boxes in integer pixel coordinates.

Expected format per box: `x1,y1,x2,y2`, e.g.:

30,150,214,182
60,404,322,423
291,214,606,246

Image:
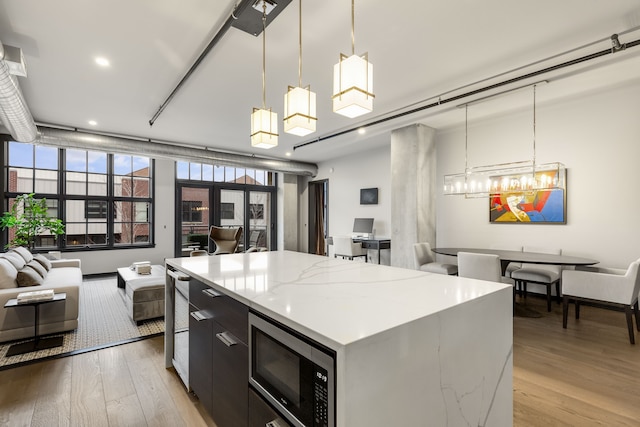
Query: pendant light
284,0,317,136
443,84,565,197
251,1,278,149
332,0,374,118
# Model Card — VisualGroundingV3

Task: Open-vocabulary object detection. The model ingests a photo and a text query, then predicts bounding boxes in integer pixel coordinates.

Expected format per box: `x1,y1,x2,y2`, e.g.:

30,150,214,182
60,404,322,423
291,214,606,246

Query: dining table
433,247,599,318
432,247,599,275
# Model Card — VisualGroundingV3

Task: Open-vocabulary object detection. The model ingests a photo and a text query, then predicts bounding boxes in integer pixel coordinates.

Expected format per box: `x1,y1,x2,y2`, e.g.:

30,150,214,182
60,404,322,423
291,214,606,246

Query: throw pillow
11,246,34,263
26,260,48,278
33,254,53,271
2,252,26,270
0,258,18,289
16,267,44,287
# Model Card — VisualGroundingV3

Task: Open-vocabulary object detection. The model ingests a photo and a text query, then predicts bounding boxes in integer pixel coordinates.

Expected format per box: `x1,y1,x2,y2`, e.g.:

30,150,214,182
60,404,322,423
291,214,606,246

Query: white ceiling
2,0,640,165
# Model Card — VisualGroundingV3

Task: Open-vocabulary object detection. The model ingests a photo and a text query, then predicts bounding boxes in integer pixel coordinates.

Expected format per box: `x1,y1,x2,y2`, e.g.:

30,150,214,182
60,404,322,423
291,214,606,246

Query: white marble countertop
166,250,510,349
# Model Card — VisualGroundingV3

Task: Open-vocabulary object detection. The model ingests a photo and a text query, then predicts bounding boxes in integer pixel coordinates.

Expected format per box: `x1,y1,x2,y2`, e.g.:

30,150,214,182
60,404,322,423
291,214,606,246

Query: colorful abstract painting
489,172,566,224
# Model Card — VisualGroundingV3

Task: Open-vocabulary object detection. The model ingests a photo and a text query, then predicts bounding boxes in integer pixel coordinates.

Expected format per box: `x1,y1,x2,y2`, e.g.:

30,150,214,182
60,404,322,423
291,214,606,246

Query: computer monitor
353,218,374,235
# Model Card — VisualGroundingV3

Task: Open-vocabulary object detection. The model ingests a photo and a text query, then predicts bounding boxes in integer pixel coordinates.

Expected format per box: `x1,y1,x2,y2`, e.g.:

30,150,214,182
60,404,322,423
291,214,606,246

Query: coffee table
116,265,166,324
4,293,67,357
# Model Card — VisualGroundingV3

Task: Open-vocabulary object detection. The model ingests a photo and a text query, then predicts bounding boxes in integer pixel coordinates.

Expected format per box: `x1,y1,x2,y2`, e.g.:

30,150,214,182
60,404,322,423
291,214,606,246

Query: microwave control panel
313,367,329,427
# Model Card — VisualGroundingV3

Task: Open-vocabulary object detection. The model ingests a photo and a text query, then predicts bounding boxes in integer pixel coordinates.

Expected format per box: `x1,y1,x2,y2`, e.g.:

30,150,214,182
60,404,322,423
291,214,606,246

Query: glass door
177,186,210,256
249,191,271,250
220,189,245,252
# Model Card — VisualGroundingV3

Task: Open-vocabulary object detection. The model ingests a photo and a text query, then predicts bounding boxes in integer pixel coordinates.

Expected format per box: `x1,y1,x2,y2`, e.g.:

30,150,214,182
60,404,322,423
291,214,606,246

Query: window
175,163,276,254
86,200,108,219
176,161,272,185
3,141,154,250
221,202,234,220
182,201,203,223
250,203,264,220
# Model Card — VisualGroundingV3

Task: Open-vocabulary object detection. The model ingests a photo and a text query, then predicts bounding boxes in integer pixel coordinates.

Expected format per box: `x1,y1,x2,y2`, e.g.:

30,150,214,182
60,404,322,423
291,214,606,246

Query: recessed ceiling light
358,127,366,134
88,120,97,126
95,57,110,67
285,152,292,157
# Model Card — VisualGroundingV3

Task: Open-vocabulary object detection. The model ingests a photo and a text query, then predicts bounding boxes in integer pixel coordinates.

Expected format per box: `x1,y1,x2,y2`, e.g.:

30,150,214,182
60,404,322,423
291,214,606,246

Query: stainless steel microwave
249,312,336,427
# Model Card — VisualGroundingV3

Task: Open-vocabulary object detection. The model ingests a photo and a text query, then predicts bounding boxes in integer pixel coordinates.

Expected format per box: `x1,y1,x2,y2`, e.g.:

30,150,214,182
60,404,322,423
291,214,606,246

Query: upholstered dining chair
333,236,367,262
562,259,640,344
412,243,458,275
490,244,523,279
458,252,502,282
510,246,562,312
208,225,243,255
458,252,515,309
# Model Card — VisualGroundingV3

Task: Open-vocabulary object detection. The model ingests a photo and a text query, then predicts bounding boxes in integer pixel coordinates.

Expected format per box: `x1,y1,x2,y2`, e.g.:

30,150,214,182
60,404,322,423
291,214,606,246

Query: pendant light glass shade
284,0,317,136
251,0,277,149
332,52,374,118
251,107,278,149
284,85,317,136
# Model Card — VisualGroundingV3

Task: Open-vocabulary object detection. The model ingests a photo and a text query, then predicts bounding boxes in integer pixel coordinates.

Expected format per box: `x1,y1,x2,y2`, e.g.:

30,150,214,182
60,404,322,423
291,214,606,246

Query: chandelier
443,84,565,197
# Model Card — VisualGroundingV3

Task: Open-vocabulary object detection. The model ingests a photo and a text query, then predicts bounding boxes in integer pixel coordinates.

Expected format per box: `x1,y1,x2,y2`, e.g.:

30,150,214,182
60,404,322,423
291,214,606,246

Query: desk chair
562,259,640,344
511,246,562,312
209,225,243,255
333,236,367,262
413,243,458,275
190,249,208,257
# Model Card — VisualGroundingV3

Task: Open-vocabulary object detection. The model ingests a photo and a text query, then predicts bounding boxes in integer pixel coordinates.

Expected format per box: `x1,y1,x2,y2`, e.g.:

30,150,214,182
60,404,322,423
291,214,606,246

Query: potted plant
0,193,65,251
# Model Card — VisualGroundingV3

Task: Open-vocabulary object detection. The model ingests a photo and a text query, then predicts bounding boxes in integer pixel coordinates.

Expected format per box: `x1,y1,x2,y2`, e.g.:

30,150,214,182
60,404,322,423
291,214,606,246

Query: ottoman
117,265,165,325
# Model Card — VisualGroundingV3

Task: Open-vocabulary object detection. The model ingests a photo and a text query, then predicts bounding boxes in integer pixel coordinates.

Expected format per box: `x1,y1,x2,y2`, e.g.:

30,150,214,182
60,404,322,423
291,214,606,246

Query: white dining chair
413,243,458,275
458,252,515,310
511,246,562,312
562,259,640,344
490,244,523,279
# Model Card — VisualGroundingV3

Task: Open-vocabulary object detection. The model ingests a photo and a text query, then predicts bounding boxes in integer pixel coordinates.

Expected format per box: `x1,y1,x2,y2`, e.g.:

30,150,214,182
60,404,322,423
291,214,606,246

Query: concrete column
281,173,299,251
391,124,436,269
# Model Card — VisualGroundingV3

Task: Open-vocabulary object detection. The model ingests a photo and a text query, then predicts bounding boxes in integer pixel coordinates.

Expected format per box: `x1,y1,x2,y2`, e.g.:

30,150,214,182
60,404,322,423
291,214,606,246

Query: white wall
436,80,640,268
311,145,392,262
70,157,175,274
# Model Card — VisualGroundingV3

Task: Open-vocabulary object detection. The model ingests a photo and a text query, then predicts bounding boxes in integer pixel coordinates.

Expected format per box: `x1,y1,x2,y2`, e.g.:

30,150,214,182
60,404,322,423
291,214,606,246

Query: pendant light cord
532,84,536,166
262,2,267,108
351,0,355,55
464,104,468,172
298,0,302,87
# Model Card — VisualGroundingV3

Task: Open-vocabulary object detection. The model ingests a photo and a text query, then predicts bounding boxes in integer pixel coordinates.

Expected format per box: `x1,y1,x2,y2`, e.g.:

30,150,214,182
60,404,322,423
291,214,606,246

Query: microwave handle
215,331,239,347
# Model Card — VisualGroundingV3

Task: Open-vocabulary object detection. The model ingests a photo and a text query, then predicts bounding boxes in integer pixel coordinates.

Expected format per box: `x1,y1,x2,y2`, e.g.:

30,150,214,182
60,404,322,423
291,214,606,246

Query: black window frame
1,139,155,252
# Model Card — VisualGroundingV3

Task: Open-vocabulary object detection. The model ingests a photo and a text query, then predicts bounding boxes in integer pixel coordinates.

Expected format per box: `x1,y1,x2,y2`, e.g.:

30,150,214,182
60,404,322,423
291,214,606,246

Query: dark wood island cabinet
189,278,248,427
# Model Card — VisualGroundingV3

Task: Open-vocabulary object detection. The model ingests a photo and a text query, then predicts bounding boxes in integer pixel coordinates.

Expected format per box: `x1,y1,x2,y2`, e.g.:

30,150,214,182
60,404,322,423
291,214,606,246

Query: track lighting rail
293,33,640,151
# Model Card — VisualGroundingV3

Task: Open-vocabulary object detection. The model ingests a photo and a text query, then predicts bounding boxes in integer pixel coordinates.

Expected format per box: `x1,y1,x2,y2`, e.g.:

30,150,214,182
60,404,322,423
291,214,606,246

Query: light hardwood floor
513,295,640,426
0,337,215,427
0,295,639,426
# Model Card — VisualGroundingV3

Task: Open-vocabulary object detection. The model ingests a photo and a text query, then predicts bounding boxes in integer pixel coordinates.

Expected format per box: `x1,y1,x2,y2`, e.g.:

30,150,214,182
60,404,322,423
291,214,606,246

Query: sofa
0,246,81,343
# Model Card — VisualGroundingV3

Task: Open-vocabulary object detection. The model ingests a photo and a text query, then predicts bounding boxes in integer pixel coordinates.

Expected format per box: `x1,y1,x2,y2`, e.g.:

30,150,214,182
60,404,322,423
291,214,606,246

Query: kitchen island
165,250,513,426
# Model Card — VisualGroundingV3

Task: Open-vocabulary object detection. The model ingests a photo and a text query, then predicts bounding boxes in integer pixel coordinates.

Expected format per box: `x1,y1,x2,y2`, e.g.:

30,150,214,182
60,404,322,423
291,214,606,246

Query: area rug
0,275,164,370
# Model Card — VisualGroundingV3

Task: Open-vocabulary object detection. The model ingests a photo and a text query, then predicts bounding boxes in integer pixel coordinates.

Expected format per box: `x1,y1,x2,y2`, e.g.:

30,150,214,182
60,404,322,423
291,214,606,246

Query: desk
432,247,598,275
354,238,391,264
